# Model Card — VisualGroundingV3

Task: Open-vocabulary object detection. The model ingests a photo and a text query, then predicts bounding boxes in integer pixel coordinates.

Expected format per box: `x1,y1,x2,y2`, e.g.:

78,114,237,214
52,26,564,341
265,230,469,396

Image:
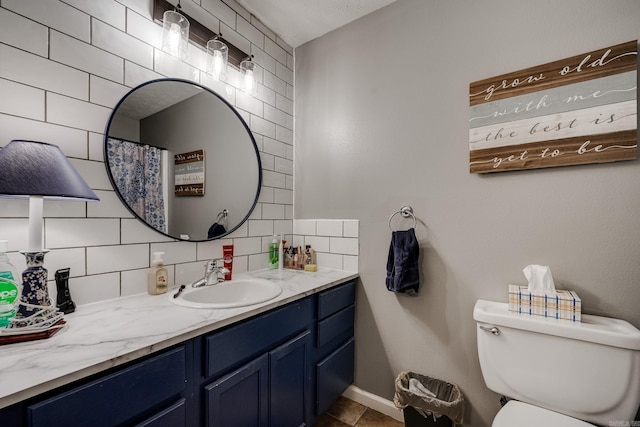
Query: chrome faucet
191,258,230,288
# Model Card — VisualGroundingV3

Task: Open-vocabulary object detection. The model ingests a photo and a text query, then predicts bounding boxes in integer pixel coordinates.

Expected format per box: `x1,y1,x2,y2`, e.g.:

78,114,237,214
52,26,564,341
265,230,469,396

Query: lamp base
7,250,63,330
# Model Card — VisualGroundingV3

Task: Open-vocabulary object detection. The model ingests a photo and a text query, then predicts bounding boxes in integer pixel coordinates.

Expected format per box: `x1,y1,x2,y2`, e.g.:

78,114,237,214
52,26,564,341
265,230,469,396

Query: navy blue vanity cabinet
313,280,356,419
25,343,195,427
201,297,314,426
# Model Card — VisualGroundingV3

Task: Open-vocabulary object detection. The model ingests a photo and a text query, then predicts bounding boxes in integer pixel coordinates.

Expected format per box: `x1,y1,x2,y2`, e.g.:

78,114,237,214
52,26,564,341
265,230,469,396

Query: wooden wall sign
469,40,637,173
174,149,205,196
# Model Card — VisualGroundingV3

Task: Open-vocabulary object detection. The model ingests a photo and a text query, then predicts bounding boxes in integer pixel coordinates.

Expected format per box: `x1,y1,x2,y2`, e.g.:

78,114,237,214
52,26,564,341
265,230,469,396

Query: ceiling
235,0,397,48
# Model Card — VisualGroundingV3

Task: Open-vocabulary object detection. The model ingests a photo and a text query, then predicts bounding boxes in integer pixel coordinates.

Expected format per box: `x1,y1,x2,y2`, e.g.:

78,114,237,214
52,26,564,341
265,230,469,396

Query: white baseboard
342,385,404,422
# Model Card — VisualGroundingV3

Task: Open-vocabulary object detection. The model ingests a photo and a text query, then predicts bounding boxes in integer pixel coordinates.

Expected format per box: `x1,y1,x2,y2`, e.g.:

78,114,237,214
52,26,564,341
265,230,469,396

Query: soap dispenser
148,252,168,295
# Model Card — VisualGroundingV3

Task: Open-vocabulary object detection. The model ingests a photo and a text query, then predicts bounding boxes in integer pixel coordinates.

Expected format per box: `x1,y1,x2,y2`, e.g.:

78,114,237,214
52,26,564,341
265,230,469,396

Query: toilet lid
493,401,594,427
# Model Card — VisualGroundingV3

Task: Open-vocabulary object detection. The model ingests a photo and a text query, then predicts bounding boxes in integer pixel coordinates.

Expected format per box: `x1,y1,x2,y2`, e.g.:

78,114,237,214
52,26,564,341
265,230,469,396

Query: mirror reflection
105,78,261,241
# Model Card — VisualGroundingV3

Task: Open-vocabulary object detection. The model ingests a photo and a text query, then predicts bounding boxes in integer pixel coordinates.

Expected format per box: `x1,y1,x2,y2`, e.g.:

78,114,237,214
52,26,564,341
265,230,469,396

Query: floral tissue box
508,284,581,322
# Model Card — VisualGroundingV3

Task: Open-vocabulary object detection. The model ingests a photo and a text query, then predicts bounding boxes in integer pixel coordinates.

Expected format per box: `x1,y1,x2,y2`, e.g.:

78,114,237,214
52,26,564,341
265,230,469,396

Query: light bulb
211,51,224,80
244,69,254,93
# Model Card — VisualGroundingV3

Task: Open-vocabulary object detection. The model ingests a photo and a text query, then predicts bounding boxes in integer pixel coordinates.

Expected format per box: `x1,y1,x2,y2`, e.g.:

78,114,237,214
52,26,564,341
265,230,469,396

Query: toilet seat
493,401,594,427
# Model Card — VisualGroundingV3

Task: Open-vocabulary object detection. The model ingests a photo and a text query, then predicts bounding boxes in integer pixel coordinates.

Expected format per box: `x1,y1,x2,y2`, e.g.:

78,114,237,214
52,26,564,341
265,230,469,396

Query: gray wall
294,0,640,425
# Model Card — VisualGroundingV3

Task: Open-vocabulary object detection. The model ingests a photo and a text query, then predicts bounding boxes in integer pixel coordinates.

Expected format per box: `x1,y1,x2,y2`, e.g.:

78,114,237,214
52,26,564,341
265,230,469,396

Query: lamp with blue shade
0,140,99,335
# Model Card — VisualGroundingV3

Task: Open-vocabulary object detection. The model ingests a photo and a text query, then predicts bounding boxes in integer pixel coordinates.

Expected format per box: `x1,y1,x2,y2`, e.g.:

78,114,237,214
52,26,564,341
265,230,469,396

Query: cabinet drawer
27,346,187,427
205,298,313,378
318,280,356,319
317,305,355,348
316,338,355,416
135,398,187,427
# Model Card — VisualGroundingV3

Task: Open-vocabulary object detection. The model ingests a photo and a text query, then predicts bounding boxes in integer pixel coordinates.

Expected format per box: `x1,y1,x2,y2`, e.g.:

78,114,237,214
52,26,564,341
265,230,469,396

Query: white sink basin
170,278,282,309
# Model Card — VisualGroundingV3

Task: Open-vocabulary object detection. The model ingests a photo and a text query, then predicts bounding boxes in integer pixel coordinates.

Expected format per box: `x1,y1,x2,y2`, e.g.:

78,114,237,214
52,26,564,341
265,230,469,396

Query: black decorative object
55,268,75,314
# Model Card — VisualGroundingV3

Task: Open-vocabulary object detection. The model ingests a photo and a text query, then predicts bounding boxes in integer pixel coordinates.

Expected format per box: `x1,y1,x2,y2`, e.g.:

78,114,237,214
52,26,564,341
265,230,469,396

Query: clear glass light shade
162,10,189,60
240,60,258,95
206,39,228,81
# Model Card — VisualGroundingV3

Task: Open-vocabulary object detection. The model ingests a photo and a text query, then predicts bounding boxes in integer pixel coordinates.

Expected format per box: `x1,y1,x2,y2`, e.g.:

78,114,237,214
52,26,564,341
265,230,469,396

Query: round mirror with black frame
104,78,261,242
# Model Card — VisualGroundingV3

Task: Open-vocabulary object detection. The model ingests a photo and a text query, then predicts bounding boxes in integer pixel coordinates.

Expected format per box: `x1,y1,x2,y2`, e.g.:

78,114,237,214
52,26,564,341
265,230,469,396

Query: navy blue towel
386,228,419,294
207,222,226,238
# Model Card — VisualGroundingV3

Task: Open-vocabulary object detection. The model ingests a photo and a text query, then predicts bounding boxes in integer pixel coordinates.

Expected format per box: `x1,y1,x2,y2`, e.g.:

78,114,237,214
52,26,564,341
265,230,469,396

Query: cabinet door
205,353,268,427
269,330,312,427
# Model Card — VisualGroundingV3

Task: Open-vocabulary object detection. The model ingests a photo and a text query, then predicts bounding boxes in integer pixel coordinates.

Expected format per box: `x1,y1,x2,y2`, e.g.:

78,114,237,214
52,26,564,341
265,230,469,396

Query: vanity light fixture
206,36,228,81
161,0,189,60
240,55,258,95
0,140,99,331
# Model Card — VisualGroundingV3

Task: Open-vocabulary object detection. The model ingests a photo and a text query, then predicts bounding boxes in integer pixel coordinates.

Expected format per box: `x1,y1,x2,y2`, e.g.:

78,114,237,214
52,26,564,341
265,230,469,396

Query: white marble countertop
0,268,358,409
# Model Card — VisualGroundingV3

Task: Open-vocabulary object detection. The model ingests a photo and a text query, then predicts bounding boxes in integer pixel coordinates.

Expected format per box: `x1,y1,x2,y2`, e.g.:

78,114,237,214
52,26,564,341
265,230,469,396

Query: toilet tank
474,300,640,426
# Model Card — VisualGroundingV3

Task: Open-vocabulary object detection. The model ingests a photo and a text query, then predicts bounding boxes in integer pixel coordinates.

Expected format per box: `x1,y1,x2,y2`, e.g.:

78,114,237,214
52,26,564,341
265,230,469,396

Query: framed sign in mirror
104,78,261,241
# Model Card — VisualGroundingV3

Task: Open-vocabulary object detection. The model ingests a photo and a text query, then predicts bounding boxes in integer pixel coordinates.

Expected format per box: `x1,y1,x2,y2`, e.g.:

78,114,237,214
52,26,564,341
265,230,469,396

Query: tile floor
314,396,404,427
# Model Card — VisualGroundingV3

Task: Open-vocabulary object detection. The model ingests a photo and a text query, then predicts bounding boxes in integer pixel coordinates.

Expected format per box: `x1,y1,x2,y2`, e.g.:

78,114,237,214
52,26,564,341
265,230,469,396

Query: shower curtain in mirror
107,138,166,233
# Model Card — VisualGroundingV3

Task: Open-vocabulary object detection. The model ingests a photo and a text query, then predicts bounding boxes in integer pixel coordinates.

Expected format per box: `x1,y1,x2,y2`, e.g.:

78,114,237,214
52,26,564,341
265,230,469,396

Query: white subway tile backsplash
0,219,28,251
121,219,173,244
262,170,286,189
63,0,126,31
68,158,111,191
47,93,112,134
0,114,88,158
317,220,343,237
305,235,330,252
263,69,287,96
120,268,149,296
237,15,264,49
150,241,197,264
89,76,129,109
0,8,48,57
175,260,206,288
237,91,264,116
154,50,199,82
316,253,344,270
3,0,90,42
196,239,226,261
45,248,87,279
330,237,359,255
274,157,293,175
248,219,274,236
273,219,292,235
233,236,262,256
276,125,293,145
219,22,251,56
50,31,123,83
263,137,287,158
201,0,236,31
343,255,359,272
250,115,276,138
264,37,287,67
294,220,316,236
0,79,44,120
46,219,121,248
0,198,27,217
43,200,86,218
88,132,105,162
92,19,154,70
126,8,162,48
276,93,293,116
124,61,162,88
88,190,132,218
274,188,293,205
276,61,294,86
87,244,149,274
265,104,289,129
70,273,121,305
262,203,285,220
0,44,89,100
258,186,274,203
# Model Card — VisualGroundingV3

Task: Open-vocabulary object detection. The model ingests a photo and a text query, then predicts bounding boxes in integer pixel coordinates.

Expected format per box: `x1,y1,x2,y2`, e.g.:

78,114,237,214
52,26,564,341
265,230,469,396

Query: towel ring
388,205,416,231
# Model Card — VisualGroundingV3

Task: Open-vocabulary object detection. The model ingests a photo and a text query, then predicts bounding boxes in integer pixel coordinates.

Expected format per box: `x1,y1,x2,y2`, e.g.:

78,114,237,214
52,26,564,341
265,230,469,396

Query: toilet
474,299,640,426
